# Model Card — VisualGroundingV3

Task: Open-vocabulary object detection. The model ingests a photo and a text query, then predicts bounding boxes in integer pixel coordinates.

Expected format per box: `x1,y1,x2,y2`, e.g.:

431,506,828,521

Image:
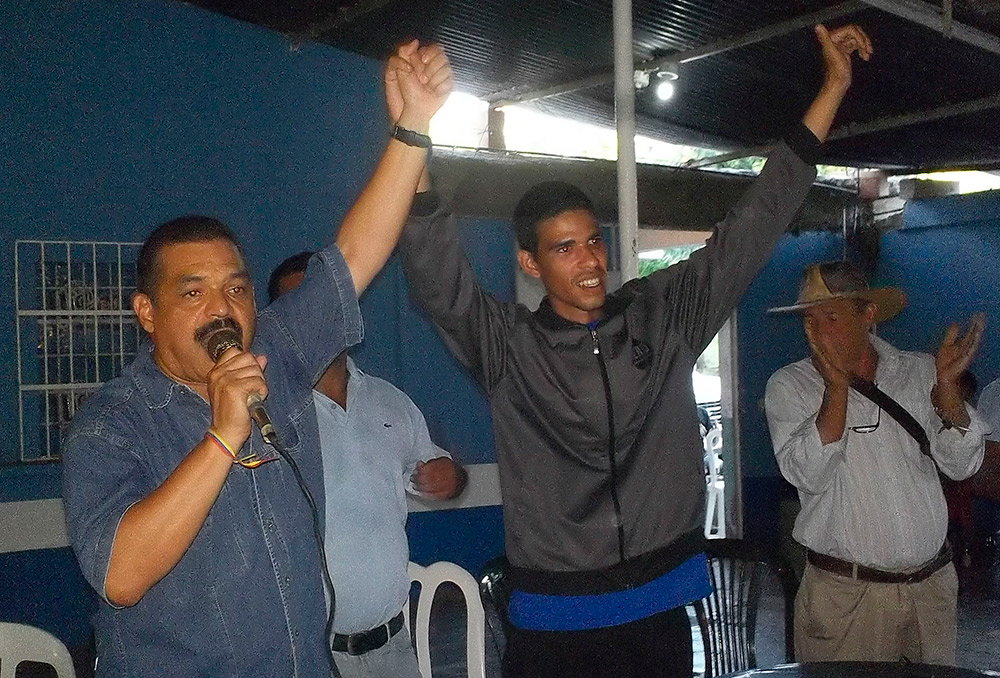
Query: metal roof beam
486,0,866,106
683,146,770,170
296,0,395,40
828,91,1000,140
858,0,1000,58
685,91,1000,168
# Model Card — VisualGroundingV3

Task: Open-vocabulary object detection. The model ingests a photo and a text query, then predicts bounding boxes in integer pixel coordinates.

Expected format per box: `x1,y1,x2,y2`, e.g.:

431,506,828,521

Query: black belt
807,543,952,585
331,611,405,656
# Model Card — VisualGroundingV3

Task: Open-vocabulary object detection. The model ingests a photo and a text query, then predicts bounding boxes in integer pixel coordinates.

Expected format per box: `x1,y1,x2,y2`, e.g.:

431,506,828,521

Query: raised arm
642,23,871,354
336,41,454,294
805,315,853,445
398,191,513,393
933,313,985,432
802,24,872,142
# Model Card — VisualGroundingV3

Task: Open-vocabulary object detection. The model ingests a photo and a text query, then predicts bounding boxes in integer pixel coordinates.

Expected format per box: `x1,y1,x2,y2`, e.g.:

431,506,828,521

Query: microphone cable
269,434,339,675
203,328,338,672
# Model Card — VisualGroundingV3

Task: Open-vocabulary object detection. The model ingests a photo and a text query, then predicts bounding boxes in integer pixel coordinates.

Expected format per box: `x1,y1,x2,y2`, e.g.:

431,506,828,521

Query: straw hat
767,261,905,323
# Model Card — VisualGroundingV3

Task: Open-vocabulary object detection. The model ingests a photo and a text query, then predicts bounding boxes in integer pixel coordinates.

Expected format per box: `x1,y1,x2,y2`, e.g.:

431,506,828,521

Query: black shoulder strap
849,375,932,459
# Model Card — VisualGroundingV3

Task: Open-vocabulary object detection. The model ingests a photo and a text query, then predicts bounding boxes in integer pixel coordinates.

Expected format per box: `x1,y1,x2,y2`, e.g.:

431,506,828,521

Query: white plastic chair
0,622,77,678
406,561,486,678
703,427,726,539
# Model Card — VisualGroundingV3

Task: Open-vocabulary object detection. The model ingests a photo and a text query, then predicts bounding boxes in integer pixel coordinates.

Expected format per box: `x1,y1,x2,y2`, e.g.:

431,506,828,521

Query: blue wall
12,0,994,649
878,191,1000,388
1,0,383,471
1,0,508,652
737,230,843,542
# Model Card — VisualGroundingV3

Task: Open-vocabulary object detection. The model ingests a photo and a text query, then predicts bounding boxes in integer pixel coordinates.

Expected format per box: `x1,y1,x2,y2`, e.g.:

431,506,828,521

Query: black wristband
783,121,824,166
391,124,432,149
411,189,440,217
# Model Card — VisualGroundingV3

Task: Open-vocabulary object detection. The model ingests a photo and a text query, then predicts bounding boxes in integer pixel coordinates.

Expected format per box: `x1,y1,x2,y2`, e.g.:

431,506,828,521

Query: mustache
194,317,244,349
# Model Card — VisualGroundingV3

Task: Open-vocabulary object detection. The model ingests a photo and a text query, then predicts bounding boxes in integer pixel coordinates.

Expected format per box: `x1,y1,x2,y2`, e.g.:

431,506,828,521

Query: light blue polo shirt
315,358,448,634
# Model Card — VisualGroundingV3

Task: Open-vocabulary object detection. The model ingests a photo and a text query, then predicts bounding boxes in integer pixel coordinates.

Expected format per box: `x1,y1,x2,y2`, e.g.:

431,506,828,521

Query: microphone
205,328,278,445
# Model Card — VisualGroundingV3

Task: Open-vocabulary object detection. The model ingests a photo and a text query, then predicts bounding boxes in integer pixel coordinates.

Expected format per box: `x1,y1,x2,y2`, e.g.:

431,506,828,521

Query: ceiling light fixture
655,69,679,102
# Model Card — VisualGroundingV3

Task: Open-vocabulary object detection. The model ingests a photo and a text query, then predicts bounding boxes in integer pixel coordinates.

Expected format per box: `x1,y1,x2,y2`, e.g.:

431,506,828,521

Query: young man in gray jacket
395,25,871,678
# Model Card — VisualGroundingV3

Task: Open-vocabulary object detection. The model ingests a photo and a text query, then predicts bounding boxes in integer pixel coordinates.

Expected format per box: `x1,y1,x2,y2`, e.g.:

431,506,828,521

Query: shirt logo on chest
632,340,652,370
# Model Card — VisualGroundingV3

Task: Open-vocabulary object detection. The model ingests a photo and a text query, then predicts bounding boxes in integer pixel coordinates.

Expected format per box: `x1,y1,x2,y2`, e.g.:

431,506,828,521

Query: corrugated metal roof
179,0,1000,170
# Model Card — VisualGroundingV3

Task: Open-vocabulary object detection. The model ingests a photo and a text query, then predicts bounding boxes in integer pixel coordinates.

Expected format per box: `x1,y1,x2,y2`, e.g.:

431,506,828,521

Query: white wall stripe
406,463,502,513
0,498,70,553
0,464,502,554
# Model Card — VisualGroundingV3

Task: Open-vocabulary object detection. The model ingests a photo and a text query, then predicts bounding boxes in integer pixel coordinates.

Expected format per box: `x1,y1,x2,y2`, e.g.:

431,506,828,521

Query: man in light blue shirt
271,253,466,678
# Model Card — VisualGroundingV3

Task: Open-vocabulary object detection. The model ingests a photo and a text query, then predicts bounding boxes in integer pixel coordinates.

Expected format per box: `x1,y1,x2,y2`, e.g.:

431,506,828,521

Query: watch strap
391,124,432,149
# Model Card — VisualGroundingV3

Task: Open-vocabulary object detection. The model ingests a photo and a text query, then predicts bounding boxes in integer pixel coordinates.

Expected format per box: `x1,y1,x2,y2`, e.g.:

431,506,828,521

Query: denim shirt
62,243,363,677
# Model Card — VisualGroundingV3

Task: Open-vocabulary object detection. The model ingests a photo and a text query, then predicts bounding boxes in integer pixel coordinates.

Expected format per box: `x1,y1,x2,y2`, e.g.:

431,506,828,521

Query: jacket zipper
591,329,626,564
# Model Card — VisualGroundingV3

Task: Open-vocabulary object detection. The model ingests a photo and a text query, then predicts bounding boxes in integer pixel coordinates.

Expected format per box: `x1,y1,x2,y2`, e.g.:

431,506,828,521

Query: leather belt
331,611,405,656
807,543,952,585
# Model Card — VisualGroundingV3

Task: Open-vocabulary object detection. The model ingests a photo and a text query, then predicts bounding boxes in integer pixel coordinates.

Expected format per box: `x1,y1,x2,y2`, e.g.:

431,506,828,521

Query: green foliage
639,243,720,379
638,244,703,278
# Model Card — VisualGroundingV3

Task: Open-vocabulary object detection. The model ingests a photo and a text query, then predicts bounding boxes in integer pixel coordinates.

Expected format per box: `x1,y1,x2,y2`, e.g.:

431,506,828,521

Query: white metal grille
15,240,142,462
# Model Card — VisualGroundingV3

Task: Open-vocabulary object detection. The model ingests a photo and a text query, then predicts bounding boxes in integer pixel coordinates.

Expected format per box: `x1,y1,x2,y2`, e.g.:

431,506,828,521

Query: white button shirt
977,378,1000,442
766,335,986,572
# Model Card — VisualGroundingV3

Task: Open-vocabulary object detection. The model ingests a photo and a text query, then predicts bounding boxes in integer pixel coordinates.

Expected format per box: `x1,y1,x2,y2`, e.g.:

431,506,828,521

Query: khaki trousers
794,561,958,664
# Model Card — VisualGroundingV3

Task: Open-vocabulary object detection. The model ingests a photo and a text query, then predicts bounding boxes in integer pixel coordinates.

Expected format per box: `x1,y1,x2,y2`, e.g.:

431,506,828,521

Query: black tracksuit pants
502,606,693,678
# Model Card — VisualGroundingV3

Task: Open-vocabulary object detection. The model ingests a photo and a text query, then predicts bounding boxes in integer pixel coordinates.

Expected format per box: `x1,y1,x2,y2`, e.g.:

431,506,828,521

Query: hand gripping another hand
384,39,455,132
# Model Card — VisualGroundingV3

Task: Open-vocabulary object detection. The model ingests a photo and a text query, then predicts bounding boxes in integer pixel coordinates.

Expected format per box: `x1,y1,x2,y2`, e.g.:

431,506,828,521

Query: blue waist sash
508,553,711,632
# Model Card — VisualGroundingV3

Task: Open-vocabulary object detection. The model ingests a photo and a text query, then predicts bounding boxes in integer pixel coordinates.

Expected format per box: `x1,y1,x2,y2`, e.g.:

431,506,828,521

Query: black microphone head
205,328,243,363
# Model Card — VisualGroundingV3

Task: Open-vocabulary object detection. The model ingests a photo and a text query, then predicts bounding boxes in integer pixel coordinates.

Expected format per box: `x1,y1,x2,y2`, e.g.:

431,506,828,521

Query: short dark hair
136,215,244,298
268,251,314,303
512,181,595,254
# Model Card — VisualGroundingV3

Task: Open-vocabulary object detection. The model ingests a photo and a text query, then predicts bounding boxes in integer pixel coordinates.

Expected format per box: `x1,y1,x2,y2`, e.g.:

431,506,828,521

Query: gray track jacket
399,126,819,596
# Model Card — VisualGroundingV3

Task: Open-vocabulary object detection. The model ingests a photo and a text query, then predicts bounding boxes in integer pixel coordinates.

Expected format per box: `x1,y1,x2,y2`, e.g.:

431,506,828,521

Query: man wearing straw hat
765,260,987,664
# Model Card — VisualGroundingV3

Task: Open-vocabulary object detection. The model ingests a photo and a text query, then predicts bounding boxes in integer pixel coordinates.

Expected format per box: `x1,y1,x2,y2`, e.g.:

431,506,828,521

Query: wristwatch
391,124,432,149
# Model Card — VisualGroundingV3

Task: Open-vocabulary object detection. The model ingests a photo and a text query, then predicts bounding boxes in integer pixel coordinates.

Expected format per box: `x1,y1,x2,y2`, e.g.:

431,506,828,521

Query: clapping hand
932,313,986,427
805,317,853,389
936,313,986,385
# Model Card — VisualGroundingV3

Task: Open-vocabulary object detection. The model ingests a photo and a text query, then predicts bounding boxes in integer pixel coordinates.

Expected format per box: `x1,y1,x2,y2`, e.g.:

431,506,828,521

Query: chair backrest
691,539,798,678
0,622,77,678
406,561,487,678
703,427,726,538
703,427,723,482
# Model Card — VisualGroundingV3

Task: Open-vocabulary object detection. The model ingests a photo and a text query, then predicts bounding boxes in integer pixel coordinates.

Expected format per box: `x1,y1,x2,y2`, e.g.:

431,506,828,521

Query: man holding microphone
61,41,452,676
